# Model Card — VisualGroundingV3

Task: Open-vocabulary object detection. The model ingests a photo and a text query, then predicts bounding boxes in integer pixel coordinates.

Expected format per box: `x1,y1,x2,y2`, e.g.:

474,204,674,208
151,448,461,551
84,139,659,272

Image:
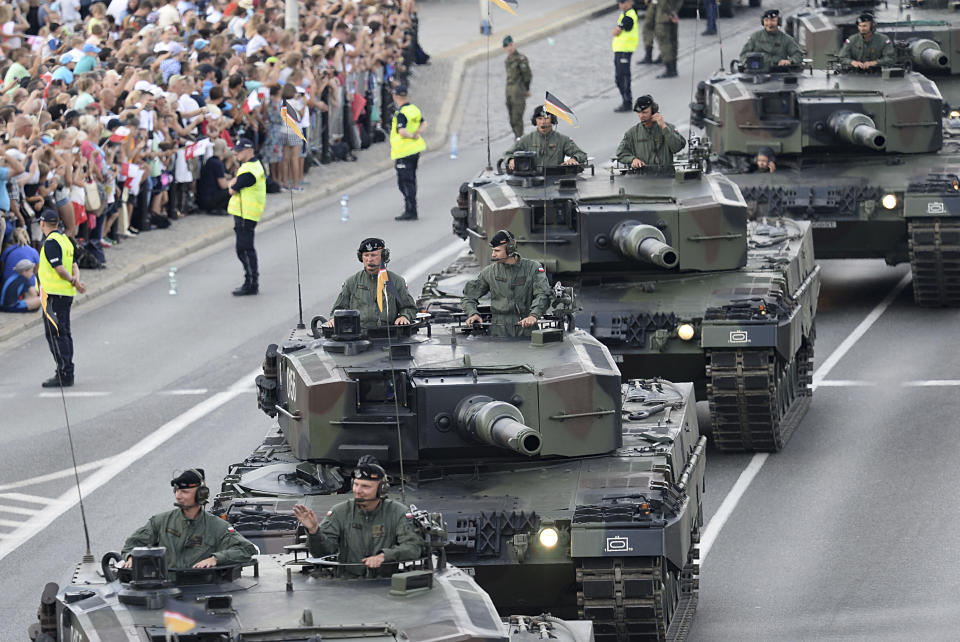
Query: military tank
784,0,960,108
29,534,592,641
690,58,960,306
211,311,706,641
432,157,819,452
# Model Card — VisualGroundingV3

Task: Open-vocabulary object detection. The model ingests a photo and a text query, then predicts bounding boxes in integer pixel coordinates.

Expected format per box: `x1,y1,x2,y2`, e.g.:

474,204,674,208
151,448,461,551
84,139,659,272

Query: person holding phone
615,94,685,170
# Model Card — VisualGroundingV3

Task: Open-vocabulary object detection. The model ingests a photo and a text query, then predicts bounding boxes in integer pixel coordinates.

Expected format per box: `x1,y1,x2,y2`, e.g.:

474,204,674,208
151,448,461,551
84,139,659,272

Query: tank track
908,218,960,307
576,538,700,641
706,340,813,452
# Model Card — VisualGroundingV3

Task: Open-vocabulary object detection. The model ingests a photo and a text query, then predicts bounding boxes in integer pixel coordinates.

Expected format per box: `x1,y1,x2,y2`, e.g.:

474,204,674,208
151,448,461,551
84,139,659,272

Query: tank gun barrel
456,396,542,456
827,111,886,151
910,39,949,70
611,221,679,269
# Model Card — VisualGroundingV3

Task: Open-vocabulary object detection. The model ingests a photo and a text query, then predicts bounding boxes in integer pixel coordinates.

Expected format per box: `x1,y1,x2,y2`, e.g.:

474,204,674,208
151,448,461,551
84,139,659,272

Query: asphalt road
5,2,960,640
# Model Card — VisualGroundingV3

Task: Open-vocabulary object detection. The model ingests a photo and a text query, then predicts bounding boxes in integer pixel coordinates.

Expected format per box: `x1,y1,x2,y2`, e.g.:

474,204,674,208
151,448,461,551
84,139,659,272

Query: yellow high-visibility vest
38,231,76,296
612,9,640,52
390,104,427,160
228,159,267,222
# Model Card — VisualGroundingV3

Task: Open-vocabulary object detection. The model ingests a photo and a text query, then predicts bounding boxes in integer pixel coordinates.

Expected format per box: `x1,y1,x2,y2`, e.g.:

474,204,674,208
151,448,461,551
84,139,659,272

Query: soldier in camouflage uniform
328,238,418,331
463,230,552,337
503,35,532,140
122,469,257,573
616,95,686,169
293,457,423,578
740,9,803,70
502,105,588,171
654,0,683,78
837,13,895,69
639,0,660,64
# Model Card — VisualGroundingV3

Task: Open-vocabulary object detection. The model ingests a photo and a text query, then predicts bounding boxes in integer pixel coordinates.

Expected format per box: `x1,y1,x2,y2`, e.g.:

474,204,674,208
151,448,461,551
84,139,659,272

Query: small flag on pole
242,89,261,114
376,261,402,314
164,608,197,634
544,91,576,126
490,0,519,16
280,103,307,143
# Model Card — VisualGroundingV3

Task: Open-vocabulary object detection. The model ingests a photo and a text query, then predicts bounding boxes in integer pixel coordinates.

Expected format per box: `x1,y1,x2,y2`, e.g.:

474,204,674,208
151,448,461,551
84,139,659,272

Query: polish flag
242,89,261,114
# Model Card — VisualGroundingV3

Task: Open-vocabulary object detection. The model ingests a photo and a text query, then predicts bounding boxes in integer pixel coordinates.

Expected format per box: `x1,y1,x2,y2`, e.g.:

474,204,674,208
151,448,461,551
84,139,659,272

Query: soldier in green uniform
639,0,660,64
616,95,686,169
462,230,552,338
654,0,683,78
503,35,532,140
837,13,895,69
327,238,418,331
122,469,257,572
502,105,588,172
740,9,803,69
292,456,423,578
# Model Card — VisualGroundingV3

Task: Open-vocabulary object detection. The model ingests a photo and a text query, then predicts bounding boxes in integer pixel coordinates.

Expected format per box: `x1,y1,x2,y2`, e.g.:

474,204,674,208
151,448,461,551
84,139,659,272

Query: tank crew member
503,35,532,140
462,230,552,338
228,137,266,296
837,13,895,70
740,9,803,69
327,238,418,331
616,95,686,169
638,0,660,64
292,456,423,577
38,209,86,388
122,469,257,570
390,83,426,221
750,147,777,173
654,0,683,78
612,0,640,111
502,105,588,172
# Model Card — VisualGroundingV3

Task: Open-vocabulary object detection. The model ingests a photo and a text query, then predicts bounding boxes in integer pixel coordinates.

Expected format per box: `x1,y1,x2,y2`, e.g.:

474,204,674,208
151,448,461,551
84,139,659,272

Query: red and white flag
242,89,261,114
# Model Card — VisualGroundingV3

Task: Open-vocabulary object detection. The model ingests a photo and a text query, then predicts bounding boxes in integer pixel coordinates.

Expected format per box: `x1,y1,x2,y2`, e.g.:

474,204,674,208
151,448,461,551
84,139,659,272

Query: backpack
76,241,105,270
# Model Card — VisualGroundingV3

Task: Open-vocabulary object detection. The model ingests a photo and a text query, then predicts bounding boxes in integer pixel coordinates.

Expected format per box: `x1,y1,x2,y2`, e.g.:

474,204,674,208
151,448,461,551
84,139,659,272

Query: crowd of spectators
0,0,430,312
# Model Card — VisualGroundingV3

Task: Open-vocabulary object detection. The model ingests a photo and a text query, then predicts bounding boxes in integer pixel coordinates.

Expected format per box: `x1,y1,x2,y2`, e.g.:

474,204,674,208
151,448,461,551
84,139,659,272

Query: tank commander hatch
502,105,588,172
740,9,803,69
292,456,423,577
462,229,552,337
616,94,686,169
837,13,895,70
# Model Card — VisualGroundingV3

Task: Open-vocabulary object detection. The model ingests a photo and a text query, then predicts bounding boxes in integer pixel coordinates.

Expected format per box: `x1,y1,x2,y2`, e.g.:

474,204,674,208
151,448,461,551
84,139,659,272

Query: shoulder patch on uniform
326,510,333,517
844,38,850,44
405,512,413,518
538,267,545,272
228,526,236,533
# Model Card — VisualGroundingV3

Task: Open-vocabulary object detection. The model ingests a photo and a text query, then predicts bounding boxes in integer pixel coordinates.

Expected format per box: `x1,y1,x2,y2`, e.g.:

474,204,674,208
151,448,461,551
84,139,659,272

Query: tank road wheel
908,218,960,307
577,557,667,641
706,339,814,452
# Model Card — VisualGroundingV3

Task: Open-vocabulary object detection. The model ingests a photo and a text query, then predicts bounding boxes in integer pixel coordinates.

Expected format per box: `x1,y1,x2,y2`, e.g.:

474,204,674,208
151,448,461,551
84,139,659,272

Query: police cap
392,83,408,96
235,137,255,151
170,468,204,489
39,209,60,224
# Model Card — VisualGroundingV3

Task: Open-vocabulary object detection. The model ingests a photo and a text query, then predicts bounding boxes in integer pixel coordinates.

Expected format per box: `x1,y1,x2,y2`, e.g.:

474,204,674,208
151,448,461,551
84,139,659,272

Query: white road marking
159,389,209,395
0,250,474,564
0,505,40,516
37,391,111,399
902,380,960,387
0,519,26,528
816,380,876,387
700,272,911,564
0,458,115,492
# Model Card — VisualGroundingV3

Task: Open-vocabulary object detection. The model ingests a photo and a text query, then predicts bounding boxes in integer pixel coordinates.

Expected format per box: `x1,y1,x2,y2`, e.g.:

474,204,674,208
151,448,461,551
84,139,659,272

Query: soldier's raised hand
292,504,320,534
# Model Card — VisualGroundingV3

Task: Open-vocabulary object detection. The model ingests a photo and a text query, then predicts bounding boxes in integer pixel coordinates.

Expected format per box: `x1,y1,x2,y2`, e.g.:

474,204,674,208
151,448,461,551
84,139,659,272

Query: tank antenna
283,102,306,329
688,8,702,155
717,8,725,71
43,315,93,562
484,1,493,170
382,297,407,504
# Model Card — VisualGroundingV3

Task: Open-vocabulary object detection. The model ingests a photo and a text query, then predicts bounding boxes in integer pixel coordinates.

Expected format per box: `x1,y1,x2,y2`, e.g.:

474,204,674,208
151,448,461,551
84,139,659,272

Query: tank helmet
354,455,389,498
634,94,655,112
490,229,518,255
170,468,209,503
761,8,780,25
531,104,558,125
857,12,875,28
757,146,776,161
357,237,390,263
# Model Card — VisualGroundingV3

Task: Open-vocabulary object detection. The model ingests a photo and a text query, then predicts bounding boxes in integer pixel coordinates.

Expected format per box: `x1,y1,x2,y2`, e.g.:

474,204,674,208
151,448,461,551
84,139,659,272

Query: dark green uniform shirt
502,130,589,169
837,31,895,67
505,51,532,98
461,257,552,337
740,29,803,68
616,121,686,168
306,498,424,577
122,508,257,570
331,269,418,331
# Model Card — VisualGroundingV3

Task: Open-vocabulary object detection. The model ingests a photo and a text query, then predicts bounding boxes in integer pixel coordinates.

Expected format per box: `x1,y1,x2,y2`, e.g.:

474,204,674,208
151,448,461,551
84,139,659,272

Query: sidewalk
0,0,616,344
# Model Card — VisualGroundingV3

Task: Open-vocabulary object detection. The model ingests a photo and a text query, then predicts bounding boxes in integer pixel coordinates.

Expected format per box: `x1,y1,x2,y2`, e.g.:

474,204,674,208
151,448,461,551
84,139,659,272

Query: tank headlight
677,323,696,341
950,110,960,119
881,194,898,210
538,527,559,548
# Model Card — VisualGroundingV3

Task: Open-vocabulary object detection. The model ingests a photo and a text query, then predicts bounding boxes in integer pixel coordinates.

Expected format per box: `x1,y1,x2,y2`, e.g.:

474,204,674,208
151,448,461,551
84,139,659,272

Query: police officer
390,84,427,221
638,0,660,64
462,230,552,338
37,209,86,388
122,469,257,571
612,0,640,111
654,0,683,78
228,138,266,296
616,95,686,169
327,238,418,331
740,9,803,69
837,13,895,69
503,35,532,140
292,456,423,577
502,105,588,171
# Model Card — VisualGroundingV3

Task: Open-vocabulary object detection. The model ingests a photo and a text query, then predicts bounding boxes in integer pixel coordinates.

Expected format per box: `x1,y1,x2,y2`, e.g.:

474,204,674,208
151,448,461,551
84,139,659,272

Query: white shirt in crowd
60,0,82,24
246,33,268,57
157,4,181,28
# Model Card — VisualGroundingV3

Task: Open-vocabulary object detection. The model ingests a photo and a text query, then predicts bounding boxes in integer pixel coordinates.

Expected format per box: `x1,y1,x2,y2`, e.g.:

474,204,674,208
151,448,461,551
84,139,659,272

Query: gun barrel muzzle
456,396,542,456
827,111,886,151
911,39,949,70
611,221,679,268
